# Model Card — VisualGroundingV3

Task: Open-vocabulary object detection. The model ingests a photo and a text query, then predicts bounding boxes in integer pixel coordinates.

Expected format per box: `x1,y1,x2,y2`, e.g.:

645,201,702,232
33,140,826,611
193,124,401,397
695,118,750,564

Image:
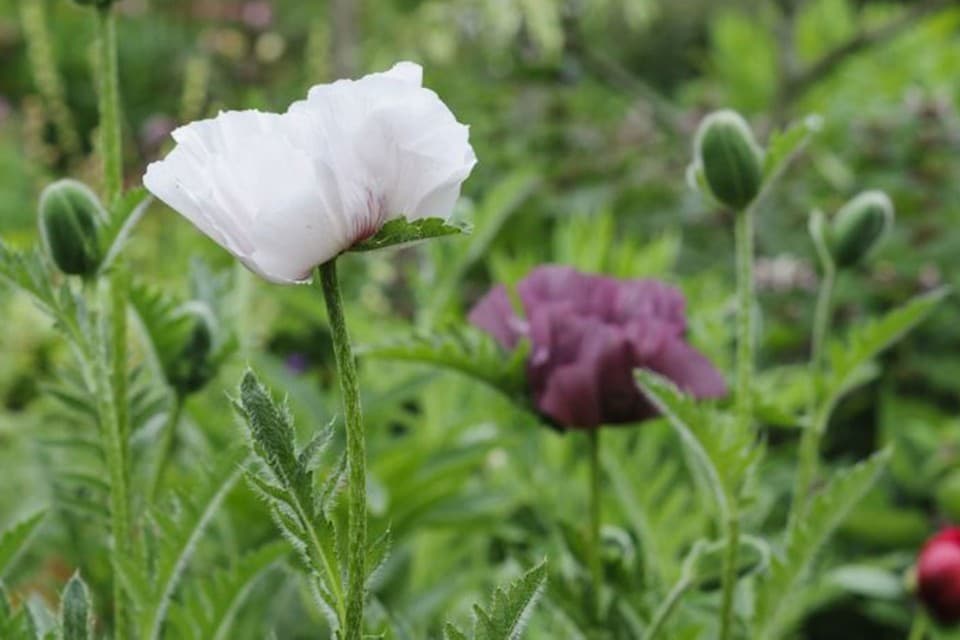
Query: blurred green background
2,0,960,637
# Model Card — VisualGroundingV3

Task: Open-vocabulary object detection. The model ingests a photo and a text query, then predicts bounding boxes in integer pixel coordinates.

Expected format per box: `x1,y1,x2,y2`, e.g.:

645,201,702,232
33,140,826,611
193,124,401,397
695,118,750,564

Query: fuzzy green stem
95,6,122,204
793,265,836,511
735,205,755,432
907,613,928,640
93,275,131,640
318,260,366,640
643,575,693,640
588,429,602,623
719,204,755,640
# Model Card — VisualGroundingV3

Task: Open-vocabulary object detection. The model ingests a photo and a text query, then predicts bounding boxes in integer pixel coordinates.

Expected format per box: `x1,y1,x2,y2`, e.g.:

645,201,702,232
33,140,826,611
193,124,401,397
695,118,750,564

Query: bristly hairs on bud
829,190,894,269
38,179,108,278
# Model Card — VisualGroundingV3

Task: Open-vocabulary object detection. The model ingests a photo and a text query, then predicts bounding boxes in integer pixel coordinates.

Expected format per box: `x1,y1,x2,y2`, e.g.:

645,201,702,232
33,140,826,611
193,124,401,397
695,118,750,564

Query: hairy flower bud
693,110,764,210
829,190,894,268
166,303,218,396
917,527,960,625
38,179,106,277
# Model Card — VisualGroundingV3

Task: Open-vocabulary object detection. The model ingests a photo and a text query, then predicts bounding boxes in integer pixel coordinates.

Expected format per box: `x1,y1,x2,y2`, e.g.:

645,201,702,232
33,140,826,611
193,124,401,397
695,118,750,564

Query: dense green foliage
1,0,960,638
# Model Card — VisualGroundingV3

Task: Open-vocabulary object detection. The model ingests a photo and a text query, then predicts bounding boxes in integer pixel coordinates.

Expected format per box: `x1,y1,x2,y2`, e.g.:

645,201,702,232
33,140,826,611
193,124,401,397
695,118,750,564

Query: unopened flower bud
693,110,764,210
166,303,218,396
917,527,960,625
72,0,116,8
830,190,894,268
38,179,106,277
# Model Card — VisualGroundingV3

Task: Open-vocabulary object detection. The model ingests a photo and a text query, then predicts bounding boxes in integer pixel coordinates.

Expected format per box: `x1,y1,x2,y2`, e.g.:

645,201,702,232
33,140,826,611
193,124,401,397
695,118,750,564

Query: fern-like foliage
761,115,822,181
235,369,351,634
752,449,891,640
0,511,46,578
634,370,759,519
360,326,530,402
824,288,948,404
167,542,288,640
119,449,244,640
444,561,548,640
60,571,93,640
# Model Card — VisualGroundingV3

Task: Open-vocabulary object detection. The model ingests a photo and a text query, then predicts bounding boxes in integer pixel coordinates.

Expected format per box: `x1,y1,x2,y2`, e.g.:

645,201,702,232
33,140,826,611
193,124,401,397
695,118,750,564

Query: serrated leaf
753,449,891,639
473,561,547,640
167,542,287,640
635,370,757,519
60,571,92,640
0,511,46,578
444,623,469,640
351,217,469,252
826,288,948,403
762,114,822,181
360,326,530,401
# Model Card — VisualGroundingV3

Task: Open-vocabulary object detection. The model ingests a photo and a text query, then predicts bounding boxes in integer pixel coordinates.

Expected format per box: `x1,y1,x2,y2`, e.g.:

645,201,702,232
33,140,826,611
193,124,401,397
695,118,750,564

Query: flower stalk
95,5,122,204
317,259,367,640
588,429,602,622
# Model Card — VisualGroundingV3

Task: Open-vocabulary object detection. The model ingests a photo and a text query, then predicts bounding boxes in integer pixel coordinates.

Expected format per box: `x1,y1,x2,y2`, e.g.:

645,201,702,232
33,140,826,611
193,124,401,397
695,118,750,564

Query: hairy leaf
99,187,152,272
351,217,469,252
826,288,948,403
0,511,46,578
634,370,758,519
762,114,822,181
360,326,530,401
60,572,92,640
168,542,288,640
753,450,891,639
473,561,548,640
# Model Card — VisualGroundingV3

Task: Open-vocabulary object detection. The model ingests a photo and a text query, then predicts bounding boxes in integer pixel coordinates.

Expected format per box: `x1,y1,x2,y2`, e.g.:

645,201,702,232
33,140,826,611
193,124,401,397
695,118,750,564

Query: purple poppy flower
469,265,727,429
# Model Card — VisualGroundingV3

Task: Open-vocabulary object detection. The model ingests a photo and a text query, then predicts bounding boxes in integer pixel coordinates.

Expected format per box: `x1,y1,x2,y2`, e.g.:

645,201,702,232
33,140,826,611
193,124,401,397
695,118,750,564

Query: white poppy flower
143,61,476,283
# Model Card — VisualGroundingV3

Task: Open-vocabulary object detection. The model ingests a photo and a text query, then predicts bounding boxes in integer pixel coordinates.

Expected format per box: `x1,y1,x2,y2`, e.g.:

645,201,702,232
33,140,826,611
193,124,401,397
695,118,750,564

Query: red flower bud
918,527,960,625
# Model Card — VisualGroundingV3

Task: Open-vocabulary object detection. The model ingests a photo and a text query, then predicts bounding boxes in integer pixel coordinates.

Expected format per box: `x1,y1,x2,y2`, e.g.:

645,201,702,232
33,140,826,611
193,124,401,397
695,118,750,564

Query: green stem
643,575,693,640
588,429,602,623
92,275,130,640
318,260,366,640
907,613,928,640
719,204,755,640
145,393,184,504
94,6,122,204
793,265,836,510
734,205,755,432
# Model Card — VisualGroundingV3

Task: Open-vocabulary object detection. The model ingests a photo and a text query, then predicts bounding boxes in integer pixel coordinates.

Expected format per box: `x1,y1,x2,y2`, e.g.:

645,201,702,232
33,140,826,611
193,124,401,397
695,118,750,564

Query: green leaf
0,581,39,639
762,114,822,181
0,511,46,578
167,542,287,640
360,326,530,401
472,561,548,640
753,449,891,639
99,187,152,272
123,450,243,640
825,288,948,403
350,217,469,252
60,571,92,640
444,623,470,640
238,370,302,491
634,370,758,519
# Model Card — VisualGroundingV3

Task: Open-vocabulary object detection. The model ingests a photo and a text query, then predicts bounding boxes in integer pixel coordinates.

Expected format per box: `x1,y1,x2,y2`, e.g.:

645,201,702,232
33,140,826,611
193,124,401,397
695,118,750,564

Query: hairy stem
720,204,755,640
318,260,366,640
643,575,693,640
588,429,602,623
95,6,122,204
793,265,835,510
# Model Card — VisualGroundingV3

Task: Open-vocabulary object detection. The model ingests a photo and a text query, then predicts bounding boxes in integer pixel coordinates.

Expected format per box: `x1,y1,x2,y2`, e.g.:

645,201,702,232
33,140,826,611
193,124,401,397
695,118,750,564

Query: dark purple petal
468,265,728,430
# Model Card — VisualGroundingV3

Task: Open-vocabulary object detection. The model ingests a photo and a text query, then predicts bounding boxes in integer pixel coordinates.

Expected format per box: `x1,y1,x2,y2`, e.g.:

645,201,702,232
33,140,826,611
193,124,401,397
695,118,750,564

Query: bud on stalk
38,179,107,277
693,110,764,210
829,190,894,268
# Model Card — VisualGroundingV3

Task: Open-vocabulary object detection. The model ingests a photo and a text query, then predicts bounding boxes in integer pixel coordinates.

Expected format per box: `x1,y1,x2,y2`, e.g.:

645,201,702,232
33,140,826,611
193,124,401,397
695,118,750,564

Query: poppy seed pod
917,527,960,625
38,179,107,277
694,110,764,210
829,191,894,268
166,303,218,396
